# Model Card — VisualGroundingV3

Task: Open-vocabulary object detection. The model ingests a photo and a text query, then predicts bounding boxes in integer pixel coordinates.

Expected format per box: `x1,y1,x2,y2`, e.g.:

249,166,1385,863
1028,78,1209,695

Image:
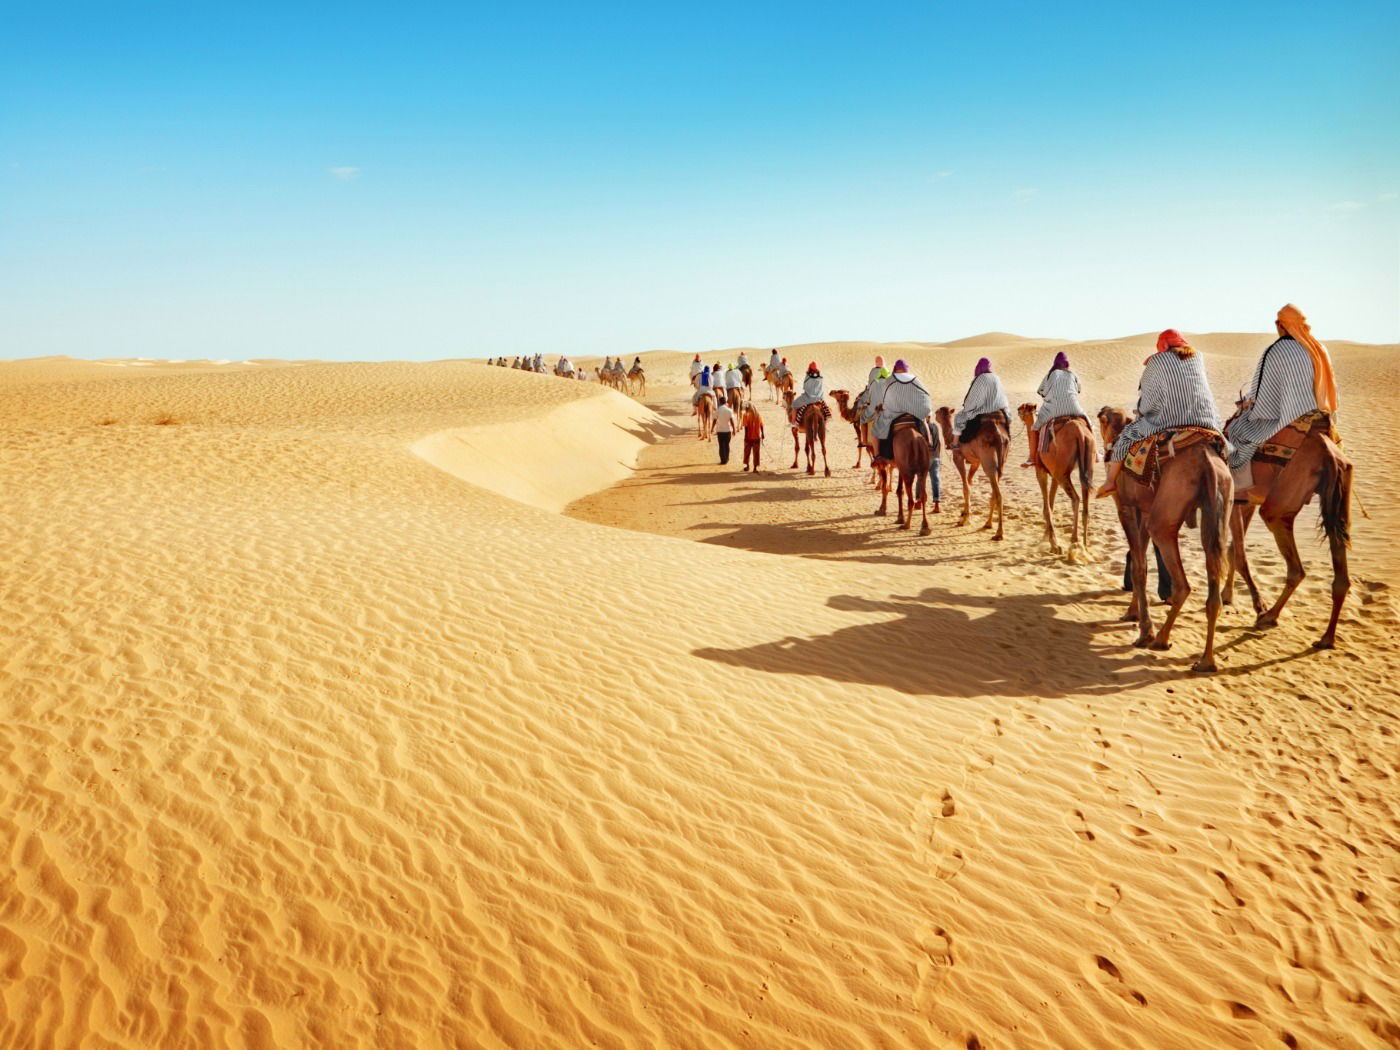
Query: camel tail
1318,441,1353,549
1200,459,1228,571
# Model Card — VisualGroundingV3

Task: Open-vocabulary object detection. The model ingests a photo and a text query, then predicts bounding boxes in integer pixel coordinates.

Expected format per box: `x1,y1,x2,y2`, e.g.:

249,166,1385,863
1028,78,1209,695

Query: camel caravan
496,302,1353,671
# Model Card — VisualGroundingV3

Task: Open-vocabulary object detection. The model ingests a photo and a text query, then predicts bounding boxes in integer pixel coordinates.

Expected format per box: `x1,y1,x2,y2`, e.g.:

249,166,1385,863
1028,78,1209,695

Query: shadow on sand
695,585,1180,698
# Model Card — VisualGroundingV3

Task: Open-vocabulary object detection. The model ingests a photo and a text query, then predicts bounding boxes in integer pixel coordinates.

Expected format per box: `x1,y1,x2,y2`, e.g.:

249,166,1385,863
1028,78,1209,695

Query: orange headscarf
1276,304,1337,413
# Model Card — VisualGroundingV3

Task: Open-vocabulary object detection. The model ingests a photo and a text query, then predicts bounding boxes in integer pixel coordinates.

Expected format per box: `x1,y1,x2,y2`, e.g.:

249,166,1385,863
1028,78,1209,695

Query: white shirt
714,405,738,433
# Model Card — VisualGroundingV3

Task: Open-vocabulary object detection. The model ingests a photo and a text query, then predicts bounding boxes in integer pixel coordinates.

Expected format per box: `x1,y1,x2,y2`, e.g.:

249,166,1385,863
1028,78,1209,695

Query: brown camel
1017,403,1095,558
695,393,716,441
739,364,753,403
1098,408,1232,672
935,406,1007,539
1221,408,1353,649
628,367,646,397
726,386,742,412
829,390,868,469
801,399,832,477
890,417,932,534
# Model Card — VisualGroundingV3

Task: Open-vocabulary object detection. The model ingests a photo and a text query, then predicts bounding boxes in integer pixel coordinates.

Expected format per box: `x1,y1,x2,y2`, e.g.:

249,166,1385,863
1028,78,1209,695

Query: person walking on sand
741,402,765,471
1024,351,1086,467
714,400,738,465
1225,303,1338,504
1098,330,1222,497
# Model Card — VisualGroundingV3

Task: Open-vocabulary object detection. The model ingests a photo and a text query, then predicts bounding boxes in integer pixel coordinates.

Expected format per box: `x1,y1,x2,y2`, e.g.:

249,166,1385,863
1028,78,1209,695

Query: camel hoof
1133,636,1152,649
992,533,1004,542
824,468,831,477
1150,640,1172,652
874,509,885,517
1313,637,1336,650
920,523,931,536
1050,544,1063,556
1254,615,1279,630
1192,658,1218,673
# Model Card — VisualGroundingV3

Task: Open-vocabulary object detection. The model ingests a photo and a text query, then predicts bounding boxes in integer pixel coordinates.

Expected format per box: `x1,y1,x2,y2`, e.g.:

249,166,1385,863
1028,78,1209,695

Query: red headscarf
1150,329,1195,362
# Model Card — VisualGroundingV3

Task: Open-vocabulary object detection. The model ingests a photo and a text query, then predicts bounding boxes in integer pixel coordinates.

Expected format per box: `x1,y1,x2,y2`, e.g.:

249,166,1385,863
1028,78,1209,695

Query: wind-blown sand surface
1,337,1396,1048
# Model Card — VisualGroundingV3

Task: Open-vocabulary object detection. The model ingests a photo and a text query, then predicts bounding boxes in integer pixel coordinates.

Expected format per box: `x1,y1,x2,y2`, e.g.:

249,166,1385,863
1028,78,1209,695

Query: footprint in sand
913,924,955,1011
1068,809,1096,843
1088,881,1121,915
1079,954,1148,1006
1122,823,1177,854
910,790,967,880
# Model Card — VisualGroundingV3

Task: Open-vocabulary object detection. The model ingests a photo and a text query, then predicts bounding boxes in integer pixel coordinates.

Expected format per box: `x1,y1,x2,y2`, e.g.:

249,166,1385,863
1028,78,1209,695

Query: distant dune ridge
1,332,1397,1048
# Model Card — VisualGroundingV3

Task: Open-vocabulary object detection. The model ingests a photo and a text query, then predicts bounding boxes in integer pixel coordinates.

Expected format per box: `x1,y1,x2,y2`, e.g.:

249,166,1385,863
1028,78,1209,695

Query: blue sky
2,1,1397,360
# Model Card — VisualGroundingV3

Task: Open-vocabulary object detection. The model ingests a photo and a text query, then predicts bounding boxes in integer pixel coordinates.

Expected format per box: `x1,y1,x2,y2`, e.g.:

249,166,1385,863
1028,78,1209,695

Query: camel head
1097,406,1131,446
1017,402,1037,428
830,389,850,406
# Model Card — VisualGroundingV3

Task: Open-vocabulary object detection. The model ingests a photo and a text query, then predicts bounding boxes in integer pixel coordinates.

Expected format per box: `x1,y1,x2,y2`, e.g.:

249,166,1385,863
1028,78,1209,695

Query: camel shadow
612,419,685,443
695,586,1166,698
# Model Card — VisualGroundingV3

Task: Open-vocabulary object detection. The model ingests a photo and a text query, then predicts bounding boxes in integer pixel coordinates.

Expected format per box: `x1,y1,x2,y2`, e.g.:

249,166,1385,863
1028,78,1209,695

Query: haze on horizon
2,1,1397,361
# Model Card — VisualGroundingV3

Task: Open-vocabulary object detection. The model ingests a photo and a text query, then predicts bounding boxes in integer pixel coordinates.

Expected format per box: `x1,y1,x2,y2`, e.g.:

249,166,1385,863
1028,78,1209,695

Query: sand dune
1,338,1396,1048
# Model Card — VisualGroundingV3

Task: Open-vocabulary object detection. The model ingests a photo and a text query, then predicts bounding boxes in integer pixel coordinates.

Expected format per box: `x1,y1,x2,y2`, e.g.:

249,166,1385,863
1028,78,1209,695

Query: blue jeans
927,454,941,502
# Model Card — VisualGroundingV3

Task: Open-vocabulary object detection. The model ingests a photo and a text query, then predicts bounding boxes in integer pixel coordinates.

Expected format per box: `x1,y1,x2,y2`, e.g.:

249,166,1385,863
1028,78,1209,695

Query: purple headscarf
974,358,991,376
892,358,909,373
1053,351,1070,370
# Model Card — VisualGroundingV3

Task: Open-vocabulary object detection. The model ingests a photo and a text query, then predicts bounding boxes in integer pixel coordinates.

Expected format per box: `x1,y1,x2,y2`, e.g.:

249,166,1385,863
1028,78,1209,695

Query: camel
739,364,753,403
1098,408,1232,672
935,406,1007,539
1222,408,1353,649
726,386,742,413
829,390,868,469
628,367,646,398
1017,403,1095,558
765,366,794,404
782,390,829,474
801,399,832,477
695,393,716,441
890,417,932,535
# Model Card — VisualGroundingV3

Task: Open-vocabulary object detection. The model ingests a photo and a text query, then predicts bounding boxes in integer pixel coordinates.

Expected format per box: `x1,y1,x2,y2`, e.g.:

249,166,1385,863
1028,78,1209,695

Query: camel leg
1195,494,1228,673
956,462,970,526
1066,474,1082,552
1255,509,1304,630
1231,504,1265,614
821,432,830,477
987,469,1004,541
1038,469,1060,553
876,465,890,516
790,430,799,470
1124,510,1153,645
896,474,908,528
1316,514,1350,650
1148,524,1191,651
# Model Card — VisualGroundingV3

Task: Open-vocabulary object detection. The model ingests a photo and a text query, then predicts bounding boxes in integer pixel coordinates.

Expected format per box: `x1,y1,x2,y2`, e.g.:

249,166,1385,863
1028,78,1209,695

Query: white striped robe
1111,352,1222,461
1225,339,1321,469
1034,368,1086,427
953,372,1010,433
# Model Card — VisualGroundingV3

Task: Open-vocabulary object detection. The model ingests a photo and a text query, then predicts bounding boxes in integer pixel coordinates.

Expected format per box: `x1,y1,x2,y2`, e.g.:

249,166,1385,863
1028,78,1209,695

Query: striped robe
1034,368,1086,427
860,377,890,423
1226,339,1321,469
874,375,933,438
791,374,826,412
1111,352,1222,461
953,372,1010,433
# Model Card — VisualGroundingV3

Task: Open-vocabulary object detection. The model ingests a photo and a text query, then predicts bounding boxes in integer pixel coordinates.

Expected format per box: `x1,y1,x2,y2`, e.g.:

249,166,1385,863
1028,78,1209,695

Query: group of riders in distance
494,304,1352,674
489,352,647,397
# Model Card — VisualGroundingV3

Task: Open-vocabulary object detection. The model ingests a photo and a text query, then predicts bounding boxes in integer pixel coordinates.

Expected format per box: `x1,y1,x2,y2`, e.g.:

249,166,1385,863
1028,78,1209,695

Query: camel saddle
1041,414,1090,446
1255,410,1338,467
958,409,1009,447
794,401,832,426
1123,426,1226,489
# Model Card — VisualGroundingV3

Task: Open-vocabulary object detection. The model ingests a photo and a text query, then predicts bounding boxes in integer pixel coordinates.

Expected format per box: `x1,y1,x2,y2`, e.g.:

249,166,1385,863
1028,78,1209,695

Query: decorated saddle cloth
1123,426,1226,487
794,401,832,426
1255,411,1338,466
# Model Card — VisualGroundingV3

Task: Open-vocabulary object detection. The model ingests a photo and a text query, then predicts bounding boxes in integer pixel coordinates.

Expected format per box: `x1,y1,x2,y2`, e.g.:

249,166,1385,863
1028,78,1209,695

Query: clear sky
3,1,1397,360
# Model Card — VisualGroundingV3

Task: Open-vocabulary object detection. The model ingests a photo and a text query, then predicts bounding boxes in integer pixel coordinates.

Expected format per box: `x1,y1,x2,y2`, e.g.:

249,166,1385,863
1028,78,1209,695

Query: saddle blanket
1255,411,1337,466
958,409,1009,447
794,401,832,426
1123,426,1226,487
1042,414,1089,445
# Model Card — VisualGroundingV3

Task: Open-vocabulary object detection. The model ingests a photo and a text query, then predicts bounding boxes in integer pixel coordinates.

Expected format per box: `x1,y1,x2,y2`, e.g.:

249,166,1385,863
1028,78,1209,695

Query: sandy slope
0,340,1396,1049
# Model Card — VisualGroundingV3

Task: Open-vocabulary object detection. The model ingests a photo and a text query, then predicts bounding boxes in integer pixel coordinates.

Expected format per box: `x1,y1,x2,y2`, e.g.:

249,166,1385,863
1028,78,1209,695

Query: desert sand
1,334,1396,1049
